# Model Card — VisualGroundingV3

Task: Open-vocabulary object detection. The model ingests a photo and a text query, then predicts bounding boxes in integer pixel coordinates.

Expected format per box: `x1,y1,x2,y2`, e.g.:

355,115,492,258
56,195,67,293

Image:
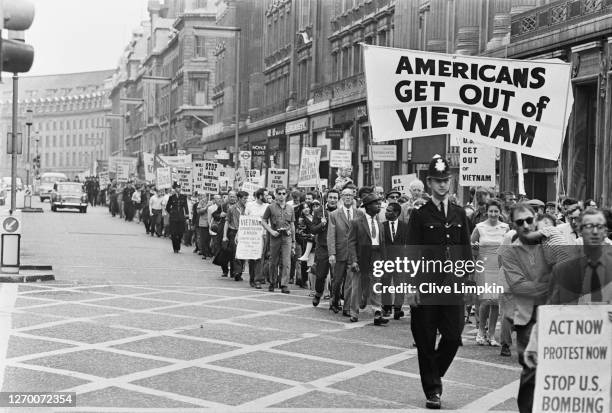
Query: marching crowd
99,156,612,412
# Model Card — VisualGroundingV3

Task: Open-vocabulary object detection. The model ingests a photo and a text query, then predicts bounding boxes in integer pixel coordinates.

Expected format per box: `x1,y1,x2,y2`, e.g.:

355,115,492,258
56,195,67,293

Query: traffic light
0,0,35,74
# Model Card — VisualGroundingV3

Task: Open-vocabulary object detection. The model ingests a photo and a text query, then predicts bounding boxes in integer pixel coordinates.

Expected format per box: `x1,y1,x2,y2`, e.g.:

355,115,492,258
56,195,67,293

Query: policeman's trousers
410,305,464,398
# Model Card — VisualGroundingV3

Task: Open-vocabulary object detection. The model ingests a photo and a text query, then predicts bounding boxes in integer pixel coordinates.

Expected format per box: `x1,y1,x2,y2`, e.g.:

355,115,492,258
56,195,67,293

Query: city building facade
0,70,114,180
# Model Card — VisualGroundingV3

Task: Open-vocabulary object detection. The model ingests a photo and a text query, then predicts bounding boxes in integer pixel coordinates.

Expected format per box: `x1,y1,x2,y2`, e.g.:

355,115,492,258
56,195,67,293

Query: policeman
406,155,472,410
165,182,190,253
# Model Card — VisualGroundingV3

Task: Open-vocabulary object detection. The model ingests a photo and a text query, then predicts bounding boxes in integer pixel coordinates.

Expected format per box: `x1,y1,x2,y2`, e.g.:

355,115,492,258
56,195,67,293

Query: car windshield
42,176,67,184
57,183,83,194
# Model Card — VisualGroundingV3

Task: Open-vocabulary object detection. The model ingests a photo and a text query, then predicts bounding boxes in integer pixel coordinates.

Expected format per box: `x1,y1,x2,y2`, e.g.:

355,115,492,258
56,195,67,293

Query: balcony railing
511,0,612,38
330,0,394,33
311,73,366,104
249,100,287,122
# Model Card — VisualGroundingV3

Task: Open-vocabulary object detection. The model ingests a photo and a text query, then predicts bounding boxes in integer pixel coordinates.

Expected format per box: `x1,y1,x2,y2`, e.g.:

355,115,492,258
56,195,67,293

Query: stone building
0,70,114,180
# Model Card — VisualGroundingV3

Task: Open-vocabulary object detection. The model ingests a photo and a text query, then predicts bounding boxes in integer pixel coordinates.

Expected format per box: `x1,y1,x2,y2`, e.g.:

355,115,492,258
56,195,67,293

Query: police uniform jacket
166,194,189,222
406,199,473,304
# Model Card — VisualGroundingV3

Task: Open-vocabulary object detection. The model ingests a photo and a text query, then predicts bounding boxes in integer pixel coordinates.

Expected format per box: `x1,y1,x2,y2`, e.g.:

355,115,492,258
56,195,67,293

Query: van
38,172,68,201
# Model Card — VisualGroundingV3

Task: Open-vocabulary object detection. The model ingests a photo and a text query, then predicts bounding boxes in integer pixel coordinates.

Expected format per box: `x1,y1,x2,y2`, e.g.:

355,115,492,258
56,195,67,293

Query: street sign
0,211,21,235
2,216,19,233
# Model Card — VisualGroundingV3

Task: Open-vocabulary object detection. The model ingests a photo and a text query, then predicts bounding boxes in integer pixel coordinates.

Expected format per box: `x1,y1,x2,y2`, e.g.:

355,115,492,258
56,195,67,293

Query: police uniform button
446,234,450,238
429,225,434,229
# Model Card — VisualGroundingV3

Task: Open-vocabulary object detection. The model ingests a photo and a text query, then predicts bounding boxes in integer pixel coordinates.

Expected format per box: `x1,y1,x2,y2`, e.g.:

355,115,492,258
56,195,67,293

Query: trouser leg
516,321,536,413
314,246,329,298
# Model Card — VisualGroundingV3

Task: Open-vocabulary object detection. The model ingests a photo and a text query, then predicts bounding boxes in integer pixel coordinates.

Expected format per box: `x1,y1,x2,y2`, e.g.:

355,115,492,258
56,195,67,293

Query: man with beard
406,156,473,410
310,189,339,307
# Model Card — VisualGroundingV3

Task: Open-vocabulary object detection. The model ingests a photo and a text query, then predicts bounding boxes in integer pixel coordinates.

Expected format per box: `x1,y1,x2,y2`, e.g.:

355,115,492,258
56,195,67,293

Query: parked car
50,182,88,213
38,172,68,202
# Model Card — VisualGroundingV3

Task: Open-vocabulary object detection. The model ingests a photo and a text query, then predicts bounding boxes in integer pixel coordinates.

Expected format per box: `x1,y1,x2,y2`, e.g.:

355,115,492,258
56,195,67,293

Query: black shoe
394,309,405,320
382,309,392,317
349,316,358,322
234,275,243,281
255,283,262,290
426,394,441,409
221,272,229,277
373,312,389,326
268,285,275,292
500,345,511,357
342,310,350,317
359,301,367,310
249,281,256,288
329,304,341,314
312,295,321,307
281,287,290,294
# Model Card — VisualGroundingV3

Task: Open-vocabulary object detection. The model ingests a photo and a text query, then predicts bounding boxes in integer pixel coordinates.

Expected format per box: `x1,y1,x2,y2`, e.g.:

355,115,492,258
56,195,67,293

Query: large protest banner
176,166,193,195
459,138,496,187
158,154,192,167
156,167,171,190
235,215,264,260
109,156,137,174
391,174,417,195
143,153,155,183
298,147,321,187
363,45,573,160
268,168,288,190
533,305,611,413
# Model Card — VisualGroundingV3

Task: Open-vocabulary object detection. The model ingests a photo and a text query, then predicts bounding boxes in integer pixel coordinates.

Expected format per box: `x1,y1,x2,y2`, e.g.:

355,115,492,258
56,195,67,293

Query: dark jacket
406,199,473,304
347,211,385,267
310,206,336,249
166,193,189,221
383,220,409,246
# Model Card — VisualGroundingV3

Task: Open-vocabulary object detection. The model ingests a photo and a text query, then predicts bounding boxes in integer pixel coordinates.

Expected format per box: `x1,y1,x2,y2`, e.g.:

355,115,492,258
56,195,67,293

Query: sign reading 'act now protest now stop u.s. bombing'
363,45,573,160
533,305,611,413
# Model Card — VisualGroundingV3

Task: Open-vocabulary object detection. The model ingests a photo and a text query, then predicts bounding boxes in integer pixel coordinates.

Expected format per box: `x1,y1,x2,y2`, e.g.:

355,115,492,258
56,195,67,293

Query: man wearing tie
406,156,473,410
347,193,389,325
327,187,358,314
382,202,409,320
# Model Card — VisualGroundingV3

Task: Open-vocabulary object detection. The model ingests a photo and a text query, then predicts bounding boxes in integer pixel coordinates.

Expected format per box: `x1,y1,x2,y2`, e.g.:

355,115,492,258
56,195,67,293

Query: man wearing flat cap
406,155,473,410
347,192,388,325
166,182,190,253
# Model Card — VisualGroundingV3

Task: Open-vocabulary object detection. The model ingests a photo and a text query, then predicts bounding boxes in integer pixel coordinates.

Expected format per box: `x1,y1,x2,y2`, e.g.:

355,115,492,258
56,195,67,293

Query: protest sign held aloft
268,168,288,190
143,153,155,183
176,166,193,196
298,147,321,187
458,138,496,187
533,305,611,413
391,174,417,195
363,45,573,160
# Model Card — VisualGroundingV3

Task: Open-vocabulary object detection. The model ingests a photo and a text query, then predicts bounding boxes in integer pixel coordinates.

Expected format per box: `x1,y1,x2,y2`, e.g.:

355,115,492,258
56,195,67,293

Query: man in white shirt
149,189,164,237
557,202,582,244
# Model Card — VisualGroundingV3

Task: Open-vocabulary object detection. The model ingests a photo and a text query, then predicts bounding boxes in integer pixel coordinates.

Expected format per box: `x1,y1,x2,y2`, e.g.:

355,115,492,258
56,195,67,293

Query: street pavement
0,199,521,412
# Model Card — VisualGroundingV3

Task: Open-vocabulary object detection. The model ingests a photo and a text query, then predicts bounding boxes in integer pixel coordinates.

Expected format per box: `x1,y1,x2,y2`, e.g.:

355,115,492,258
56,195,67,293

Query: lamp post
25,108,33,190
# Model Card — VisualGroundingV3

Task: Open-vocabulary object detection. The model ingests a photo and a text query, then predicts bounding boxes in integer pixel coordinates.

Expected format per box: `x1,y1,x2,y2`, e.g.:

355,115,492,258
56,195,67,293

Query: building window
353,43,361,74
195,36,206,58
52,153,56,166
191,78,208,105
195,0,207,8
72,153,76,166
44,153,49,167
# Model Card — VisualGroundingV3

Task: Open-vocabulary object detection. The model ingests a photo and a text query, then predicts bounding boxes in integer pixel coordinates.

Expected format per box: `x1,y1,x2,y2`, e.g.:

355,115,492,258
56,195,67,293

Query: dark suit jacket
348,212,385,267
383,220,409,246
549,256,612,304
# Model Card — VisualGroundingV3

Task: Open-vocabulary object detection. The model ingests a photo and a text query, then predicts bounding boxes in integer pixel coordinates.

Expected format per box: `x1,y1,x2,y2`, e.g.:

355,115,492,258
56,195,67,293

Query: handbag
212,247,232,267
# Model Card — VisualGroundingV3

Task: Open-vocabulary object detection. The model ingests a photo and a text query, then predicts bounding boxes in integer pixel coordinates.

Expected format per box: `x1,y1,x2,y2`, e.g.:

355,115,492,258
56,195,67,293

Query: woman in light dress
471,198,509,346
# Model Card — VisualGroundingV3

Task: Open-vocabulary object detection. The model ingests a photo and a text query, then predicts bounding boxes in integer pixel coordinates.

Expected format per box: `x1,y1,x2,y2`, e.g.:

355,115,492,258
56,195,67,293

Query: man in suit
406,156,473,410
382,201,409,320
347,193,389,325
327,187,358,314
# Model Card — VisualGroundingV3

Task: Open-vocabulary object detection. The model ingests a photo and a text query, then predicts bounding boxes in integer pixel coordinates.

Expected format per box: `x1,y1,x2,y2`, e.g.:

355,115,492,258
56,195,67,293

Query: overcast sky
25,0,149,76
